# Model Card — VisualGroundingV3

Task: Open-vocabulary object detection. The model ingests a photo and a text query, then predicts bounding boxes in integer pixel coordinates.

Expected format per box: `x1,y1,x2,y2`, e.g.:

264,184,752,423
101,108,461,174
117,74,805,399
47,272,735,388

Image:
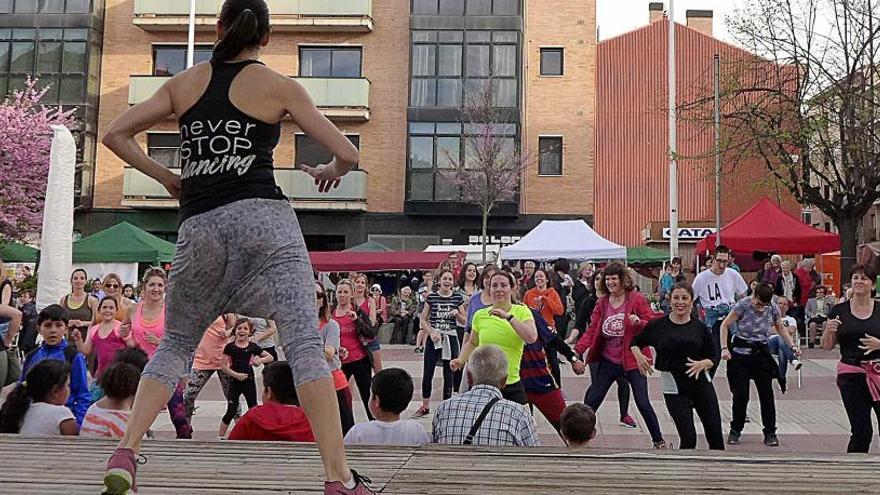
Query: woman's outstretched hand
300,162,342,193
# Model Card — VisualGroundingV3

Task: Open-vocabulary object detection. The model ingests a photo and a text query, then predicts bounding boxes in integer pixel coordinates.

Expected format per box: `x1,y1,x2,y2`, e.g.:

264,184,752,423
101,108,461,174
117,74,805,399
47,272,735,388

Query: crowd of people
1,246,879,457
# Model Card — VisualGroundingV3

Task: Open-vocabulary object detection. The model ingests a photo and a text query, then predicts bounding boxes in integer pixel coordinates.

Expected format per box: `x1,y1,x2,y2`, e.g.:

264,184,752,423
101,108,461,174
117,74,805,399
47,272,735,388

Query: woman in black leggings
333,279,374,420
823,264,880,453
631,283,724,450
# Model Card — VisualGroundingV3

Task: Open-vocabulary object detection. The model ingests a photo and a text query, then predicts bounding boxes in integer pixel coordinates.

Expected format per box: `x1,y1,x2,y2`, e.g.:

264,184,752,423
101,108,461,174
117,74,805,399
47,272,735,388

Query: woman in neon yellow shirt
452,271,538,404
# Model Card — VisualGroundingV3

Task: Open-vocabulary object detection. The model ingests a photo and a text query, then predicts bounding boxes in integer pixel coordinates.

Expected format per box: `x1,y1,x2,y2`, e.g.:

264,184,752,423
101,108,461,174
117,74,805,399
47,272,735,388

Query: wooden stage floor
0,436,875,494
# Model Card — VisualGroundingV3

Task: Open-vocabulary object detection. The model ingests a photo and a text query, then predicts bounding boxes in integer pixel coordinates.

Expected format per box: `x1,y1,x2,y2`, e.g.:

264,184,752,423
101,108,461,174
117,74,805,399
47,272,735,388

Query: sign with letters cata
662,227,717,242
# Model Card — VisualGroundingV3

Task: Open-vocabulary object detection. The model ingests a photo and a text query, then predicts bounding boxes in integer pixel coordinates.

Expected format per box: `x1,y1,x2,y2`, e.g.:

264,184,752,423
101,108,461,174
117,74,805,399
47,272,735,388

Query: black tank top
177,59,285,224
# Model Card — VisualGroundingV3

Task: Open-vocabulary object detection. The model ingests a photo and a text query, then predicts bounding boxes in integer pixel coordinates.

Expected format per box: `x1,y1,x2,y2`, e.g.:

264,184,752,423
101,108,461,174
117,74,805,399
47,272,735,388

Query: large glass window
410,30,518,108
407,122,518,201
152,45,212,76
0,28,89,104
299,47,362,78
295,134,360,168
412,0,517,14
538,136,562,176
147,133,182,169
5,0,93,13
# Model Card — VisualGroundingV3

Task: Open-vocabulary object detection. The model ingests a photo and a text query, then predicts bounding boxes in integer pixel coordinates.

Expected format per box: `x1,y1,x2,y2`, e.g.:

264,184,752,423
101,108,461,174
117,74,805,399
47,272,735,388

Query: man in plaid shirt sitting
432,345,539,446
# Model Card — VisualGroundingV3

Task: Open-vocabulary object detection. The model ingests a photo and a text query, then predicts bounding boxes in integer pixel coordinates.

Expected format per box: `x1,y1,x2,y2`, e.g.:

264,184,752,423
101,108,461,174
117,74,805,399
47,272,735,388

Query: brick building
593,3,798,266
77,0,597,250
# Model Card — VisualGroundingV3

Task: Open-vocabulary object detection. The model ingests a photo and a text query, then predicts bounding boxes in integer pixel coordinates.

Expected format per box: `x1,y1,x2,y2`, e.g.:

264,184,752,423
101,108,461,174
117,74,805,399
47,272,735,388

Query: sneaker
619,415,638,429
791,358,803,371
727,430,741,445
778,378,788,394
324,470,375,495
411,406,430,419
413,346,424,355
103,448,147,495
764,433,779,447
652,440,668,449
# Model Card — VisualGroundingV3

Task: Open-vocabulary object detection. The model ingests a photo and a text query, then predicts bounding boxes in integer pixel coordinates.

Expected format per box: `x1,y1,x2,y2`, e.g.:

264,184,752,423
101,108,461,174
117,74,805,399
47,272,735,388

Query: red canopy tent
695,198,840,255
309,250,460,272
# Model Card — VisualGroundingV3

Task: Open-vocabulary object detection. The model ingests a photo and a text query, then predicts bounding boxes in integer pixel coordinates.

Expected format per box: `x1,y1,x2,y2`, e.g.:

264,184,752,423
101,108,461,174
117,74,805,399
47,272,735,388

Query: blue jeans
768,336,795,378
585,358,664,443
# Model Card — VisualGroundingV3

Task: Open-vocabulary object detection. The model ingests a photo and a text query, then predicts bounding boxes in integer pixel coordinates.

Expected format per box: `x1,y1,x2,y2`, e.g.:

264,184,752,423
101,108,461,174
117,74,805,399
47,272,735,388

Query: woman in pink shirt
333,279,374,420
352,273,382,372
122,268,192,438
72,296,132,402
183,314,235,421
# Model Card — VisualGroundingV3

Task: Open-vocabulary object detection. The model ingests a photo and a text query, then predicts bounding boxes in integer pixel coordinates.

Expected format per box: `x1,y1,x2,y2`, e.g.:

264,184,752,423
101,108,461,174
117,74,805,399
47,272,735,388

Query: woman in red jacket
575,262,666,448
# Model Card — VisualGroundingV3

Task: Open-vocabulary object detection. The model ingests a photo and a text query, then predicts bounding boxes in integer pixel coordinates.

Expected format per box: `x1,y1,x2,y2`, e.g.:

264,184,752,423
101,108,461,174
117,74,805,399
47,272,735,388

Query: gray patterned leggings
183,368,233,420
143,198,329,392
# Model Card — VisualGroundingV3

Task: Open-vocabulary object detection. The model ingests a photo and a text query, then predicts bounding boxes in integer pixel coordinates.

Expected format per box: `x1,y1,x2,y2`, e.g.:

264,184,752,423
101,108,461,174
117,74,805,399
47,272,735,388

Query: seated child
20,305,89,426
0,359,78,436
228,361,314,442
344,368,429,446
560,403,597,447
80,361,141,438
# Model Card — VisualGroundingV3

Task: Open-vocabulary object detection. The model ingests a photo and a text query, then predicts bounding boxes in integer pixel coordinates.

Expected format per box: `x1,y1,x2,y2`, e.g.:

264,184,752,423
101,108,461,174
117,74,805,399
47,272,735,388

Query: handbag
354,308,378,340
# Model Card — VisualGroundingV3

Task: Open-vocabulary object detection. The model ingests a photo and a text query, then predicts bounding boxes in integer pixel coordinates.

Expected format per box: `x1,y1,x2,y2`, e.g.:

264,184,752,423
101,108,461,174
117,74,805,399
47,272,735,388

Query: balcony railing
133,0,373,32
122,168,367,210
129,75,370,121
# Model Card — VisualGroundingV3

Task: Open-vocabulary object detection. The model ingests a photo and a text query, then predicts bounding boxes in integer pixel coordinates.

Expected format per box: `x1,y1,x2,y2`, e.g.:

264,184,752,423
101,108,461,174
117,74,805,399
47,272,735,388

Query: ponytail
0,360,70,433
213,0,270,61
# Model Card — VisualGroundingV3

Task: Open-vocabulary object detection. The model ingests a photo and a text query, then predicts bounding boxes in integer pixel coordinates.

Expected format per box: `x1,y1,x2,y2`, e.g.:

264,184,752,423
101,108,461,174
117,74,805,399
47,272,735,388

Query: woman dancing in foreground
100,0,371,493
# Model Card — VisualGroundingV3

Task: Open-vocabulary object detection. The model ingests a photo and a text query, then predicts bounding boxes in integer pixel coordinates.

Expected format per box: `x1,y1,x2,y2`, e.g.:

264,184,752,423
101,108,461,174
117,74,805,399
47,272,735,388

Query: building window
538,136,562,176
147,133,182,169
299,47,362,78
0,28,89,104
410,30,518,108
801,209,812,225
153,45,213,76
540,47,563,76
407,121,517,201
412,0,519,15
295,134,360,168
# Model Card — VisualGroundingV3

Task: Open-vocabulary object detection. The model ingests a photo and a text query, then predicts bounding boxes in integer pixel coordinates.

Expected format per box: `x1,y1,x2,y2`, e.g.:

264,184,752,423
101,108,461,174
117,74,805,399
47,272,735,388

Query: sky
596,0,747,43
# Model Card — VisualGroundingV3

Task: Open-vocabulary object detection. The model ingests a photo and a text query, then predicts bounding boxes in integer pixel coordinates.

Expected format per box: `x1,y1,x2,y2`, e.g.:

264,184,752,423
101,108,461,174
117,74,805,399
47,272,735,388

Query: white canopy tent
499,220,627,261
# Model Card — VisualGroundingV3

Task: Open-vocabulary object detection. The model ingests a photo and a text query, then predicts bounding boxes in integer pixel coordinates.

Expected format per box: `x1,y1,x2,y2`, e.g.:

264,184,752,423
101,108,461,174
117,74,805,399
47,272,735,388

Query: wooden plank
0,436,877,494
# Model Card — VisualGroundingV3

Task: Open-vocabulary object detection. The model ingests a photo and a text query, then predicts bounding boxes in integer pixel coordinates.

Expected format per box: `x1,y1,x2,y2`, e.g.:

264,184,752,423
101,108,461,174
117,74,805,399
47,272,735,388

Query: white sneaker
790,359,803,371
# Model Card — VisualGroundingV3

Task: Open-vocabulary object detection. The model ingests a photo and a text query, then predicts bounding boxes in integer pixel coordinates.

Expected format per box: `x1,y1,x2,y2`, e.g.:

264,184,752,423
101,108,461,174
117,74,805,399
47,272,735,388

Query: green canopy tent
343,241,393,252
73,222,176,264
0,242,39,263
626,245,669,266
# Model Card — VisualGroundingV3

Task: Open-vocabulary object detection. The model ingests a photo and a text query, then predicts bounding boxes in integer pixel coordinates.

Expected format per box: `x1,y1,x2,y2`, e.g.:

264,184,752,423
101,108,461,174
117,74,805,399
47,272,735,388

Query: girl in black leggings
631,283,724,450
219,318,273,438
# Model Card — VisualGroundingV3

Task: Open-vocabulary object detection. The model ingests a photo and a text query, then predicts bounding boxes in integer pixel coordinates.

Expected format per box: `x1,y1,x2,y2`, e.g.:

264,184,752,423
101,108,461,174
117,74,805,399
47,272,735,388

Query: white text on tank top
693,269,748,308
179,119,257,179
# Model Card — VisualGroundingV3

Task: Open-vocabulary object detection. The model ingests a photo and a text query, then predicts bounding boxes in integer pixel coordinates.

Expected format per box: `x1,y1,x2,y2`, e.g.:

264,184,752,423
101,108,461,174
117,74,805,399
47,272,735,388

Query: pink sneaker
102,448,146,495
324,470,375,495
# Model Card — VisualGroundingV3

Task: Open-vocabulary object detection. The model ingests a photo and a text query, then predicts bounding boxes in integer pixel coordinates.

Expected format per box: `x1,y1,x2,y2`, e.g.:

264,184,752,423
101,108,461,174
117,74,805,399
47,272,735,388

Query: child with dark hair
344,368,429,446
218,318,273,438
0,360,78,436
80,361,141,438
228,361,314,442
112,347,149,372
19,304,90,426
561,403,596,447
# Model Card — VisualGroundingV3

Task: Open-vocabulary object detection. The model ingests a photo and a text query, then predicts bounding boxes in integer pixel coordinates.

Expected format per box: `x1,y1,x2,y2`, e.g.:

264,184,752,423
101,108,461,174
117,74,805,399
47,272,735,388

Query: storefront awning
309,251,459,272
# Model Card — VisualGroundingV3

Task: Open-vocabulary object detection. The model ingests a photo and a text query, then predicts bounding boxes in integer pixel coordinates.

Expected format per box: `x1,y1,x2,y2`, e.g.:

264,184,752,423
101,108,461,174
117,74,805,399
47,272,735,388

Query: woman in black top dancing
823,264,880,453
631,283,724,450
100,1,371,493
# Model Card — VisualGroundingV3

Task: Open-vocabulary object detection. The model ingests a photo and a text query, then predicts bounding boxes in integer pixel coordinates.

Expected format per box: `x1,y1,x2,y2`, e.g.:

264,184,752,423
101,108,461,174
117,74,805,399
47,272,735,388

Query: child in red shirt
228,361,315,442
